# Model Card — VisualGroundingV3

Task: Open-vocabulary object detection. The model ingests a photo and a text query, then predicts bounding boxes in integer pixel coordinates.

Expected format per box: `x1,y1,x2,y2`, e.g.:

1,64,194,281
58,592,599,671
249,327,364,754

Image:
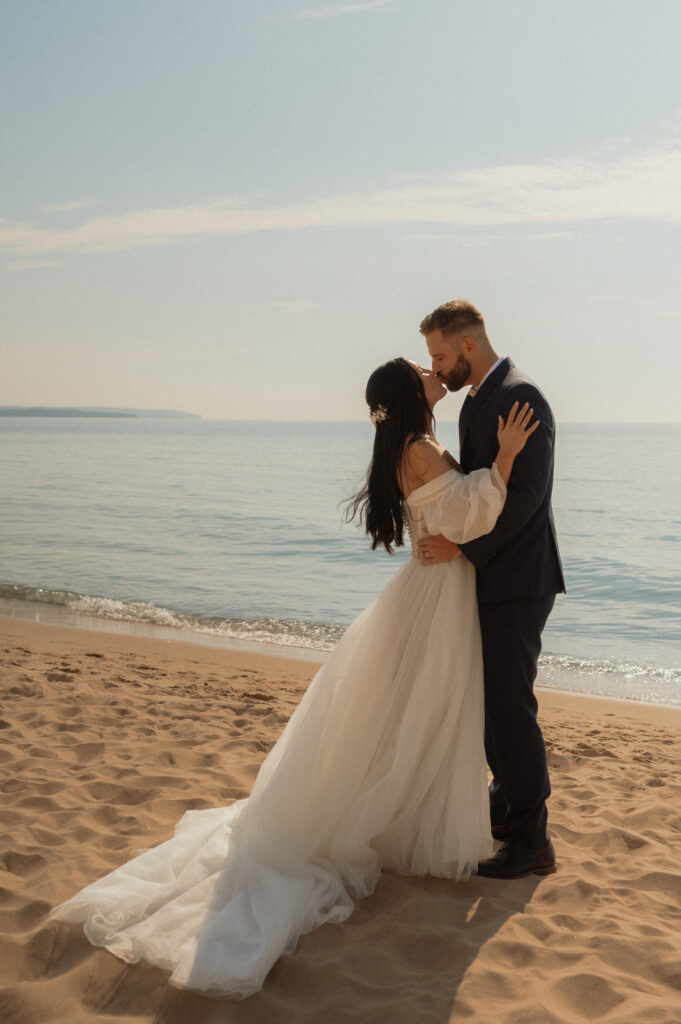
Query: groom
417,300,565,878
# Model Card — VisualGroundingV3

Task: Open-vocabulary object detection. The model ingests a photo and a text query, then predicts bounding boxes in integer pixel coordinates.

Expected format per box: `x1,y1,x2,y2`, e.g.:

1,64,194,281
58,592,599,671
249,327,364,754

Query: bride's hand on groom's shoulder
497,401,539,457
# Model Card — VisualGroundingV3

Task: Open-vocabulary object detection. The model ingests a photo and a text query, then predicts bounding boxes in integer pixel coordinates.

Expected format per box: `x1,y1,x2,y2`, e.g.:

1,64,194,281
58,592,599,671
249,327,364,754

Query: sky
2,0,681,422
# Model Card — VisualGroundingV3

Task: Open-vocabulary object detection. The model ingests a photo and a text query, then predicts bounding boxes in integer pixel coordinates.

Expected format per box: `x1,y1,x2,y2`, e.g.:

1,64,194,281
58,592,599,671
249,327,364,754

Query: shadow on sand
143,868,543,1024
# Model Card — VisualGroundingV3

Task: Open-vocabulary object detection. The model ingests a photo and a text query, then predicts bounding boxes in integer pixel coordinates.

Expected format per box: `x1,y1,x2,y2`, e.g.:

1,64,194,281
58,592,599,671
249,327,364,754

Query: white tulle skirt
51,555,492,998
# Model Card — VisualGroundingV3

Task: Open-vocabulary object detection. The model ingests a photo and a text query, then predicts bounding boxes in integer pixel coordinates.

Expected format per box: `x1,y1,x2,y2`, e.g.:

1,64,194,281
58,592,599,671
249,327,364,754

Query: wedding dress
51,465,506,999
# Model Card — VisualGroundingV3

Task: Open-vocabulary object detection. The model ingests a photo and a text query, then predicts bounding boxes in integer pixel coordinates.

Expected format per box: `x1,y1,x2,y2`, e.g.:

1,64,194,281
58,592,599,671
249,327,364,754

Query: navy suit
458,358,565,847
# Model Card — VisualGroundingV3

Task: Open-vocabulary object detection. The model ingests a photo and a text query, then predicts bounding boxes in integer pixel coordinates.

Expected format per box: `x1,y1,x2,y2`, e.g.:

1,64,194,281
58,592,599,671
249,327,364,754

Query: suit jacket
458,357,565,603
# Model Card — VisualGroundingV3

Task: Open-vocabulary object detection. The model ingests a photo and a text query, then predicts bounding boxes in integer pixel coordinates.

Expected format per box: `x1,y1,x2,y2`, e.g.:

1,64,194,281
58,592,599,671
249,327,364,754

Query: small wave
0,583,344,652
70,594,184,628
541,652,681,687
539,651,681,705
194,617,345,651
0,583,85,606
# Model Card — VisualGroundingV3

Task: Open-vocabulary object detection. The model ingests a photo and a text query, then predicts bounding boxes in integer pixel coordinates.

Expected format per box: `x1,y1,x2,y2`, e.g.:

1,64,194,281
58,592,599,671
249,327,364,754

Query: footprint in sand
0,850,47,878
9,682,42,697
72,742,105,764
0,897,52,930
553,972,625,1020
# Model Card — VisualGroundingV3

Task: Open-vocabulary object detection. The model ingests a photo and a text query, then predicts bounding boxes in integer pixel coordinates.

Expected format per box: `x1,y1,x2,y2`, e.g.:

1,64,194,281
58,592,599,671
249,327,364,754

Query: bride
51,357,537,999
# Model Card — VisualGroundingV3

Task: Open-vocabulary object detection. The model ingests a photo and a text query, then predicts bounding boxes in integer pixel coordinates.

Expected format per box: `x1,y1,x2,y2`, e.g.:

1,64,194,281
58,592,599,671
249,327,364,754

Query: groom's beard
442,355,472,392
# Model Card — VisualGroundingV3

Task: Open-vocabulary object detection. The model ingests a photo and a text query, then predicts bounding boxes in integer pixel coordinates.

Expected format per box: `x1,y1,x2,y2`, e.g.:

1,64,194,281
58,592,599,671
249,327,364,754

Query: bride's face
407,360,446,410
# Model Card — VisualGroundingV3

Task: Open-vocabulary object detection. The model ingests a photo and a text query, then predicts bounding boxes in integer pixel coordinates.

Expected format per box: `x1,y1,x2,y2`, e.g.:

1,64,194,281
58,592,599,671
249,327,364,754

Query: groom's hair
419,299,485,338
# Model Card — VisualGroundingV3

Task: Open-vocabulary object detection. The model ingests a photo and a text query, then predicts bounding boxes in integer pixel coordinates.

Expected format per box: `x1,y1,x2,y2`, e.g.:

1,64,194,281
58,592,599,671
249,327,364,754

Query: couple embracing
52,299,565,999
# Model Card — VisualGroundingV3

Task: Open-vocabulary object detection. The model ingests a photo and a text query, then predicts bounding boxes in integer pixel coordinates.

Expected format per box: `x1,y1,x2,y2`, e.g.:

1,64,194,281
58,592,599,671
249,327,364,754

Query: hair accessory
370,404,388,426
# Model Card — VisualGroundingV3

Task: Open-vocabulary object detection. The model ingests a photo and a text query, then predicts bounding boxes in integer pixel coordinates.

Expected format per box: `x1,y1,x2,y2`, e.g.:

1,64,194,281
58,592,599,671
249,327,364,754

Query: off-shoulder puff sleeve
408,466,507,545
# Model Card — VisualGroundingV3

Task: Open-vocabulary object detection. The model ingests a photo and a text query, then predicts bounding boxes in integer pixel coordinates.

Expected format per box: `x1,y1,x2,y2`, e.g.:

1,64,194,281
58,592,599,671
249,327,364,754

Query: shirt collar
469,356,504,397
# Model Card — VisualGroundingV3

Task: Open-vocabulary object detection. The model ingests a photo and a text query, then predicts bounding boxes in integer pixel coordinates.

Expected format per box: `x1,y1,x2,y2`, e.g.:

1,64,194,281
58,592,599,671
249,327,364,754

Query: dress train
51,466,505,998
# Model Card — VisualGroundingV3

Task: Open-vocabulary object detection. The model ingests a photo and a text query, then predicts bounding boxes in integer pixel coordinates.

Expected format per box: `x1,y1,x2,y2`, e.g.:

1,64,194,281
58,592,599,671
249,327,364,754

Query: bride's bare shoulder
405,435,446,467
400,436,452,492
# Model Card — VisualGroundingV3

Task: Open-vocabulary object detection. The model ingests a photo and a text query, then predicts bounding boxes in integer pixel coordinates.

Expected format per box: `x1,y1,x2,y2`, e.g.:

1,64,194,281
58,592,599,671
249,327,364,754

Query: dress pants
477,594,555,848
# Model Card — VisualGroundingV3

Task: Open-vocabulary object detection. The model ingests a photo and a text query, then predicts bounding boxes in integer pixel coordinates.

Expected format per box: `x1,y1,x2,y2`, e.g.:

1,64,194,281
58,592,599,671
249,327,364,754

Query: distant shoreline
0,406,200,419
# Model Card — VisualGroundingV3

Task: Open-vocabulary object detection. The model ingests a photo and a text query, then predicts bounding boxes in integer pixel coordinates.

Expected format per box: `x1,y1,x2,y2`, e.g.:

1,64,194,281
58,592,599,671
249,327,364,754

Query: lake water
1,418,679,705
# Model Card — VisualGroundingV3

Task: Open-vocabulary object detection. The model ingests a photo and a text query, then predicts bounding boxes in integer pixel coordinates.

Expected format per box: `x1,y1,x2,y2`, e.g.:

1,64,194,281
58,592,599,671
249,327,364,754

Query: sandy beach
1,616,680,1024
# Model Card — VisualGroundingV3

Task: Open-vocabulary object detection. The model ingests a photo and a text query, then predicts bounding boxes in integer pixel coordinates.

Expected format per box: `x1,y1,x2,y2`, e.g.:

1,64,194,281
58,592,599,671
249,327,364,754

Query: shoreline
3,614,681,729
2,606,680,711
0,600,329,663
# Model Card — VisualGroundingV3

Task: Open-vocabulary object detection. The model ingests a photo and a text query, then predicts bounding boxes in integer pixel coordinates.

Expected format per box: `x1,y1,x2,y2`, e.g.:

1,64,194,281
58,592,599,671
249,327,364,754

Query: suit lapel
458,392,474,449
459,357,513,446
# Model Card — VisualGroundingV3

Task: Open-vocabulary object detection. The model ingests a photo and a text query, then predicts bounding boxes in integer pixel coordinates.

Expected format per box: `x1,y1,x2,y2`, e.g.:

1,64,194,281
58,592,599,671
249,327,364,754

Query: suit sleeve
459,385,554,568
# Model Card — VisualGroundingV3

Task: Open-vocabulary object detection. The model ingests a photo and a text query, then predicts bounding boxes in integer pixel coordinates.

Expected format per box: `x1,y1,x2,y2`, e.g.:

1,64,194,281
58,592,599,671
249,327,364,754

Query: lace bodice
403,466,507,556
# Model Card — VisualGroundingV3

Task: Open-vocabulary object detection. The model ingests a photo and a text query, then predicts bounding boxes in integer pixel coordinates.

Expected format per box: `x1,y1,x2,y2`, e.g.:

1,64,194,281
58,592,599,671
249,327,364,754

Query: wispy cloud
406,229,582,245
2,140,680,258
41,199,97,213
6,259,65,270
296,0,394,18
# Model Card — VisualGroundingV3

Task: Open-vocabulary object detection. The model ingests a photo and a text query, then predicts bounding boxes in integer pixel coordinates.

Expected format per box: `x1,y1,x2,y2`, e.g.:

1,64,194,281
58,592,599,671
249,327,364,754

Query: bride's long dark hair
346,358,434,553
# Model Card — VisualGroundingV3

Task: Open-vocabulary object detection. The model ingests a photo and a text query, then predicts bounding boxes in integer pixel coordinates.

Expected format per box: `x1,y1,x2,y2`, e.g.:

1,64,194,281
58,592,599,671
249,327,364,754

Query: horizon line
2,412,679,426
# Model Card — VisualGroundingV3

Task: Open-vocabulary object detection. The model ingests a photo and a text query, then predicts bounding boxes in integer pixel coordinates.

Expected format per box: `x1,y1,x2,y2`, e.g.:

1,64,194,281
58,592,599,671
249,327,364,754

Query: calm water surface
1,419,679,704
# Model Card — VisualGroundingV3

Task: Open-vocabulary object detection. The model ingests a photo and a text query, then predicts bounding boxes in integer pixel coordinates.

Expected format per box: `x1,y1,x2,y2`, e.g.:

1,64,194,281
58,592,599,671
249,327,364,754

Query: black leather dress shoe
476,839,556,879
491,822,511,841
